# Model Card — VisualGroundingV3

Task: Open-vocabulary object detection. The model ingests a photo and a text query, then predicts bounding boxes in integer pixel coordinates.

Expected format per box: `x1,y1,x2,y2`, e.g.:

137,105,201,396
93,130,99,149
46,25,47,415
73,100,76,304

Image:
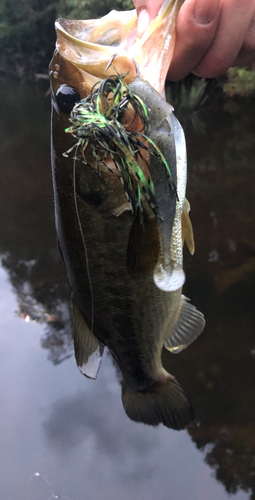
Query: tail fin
122,376,194,430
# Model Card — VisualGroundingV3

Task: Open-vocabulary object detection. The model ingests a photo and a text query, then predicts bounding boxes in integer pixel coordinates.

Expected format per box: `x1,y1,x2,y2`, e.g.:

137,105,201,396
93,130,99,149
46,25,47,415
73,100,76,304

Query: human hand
133,0,255,80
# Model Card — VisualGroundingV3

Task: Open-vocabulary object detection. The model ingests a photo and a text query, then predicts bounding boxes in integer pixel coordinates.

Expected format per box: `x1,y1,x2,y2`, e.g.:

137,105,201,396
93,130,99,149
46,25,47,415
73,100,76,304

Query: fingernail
137,9,150,37
194,0,220,24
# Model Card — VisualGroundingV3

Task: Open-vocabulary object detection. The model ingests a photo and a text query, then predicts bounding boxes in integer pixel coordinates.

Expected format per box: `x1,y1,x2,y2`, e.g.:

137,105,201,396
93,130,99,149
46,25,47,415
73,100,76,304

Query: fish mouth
55,11,137,51
54,0,183,93
55,11,138,84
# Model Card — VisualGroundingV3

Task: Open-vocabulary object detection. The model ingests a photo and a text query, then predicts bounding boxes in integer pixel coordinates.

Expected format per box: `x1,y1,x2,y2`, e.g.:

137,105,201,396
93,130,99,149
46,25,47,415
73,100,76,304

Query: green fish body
49,0,205,430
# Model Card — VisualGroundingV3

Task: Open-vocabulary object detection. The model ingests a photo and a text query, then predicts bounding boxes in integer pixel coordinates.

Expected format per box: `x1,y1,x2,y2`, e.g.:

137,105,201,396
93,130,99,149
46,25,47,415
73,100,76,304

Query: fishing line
28,472,60,499
72,145,94,333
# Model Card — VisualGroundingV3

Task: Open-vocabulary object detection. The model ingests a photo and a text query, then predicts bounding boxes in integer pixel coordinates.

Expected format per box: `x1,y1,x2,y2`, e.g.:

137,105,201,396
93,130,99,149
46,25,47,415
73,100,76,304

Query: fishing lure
64,73,176,221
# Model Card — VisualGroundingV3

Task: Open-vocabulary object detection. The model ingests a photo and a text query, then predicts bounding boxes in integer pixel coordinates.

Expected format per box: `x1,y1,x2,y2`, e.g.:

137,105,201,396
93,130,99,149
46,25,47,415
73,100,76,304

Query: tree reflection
1,78,255,496
167,88,255,499
0,78,74,364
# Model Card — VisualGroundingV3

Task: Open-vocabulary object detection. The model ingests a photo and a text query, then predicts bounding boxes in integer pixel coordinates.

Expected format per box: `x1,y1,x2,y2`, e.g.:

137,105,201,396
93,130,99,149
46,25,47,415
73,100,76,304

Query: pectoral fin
164,295,205,353
182,199,195,255
72,300,104,379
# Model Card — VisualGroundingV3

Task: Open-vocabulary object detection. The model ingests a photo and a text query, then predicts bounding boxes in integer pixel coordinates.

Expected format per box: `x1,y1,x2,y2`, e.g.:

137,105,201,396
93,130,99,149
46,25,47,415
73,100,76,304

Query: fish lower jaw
153,264,185,292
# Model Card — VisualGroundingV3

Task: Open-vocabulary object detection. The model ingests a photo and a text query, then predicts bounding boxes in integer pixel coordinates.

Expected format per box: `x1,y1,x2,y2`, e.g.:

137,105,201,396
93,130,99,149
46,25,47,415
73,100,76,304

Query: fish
49,0,205,430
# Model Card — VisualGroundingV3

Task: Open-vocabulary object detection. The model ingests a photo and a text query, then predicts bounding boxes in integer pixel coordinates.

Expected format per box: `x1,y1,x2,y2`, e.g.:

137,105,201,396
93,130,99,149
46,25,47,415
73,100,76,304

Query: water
0,77,254,499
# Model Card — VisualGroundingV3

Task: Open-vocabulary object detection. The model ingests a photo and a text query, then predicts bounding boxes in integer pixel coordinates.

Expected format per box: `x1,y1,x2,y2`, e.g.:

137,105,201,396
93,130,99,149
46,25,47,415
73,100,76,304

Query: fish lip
54,17,133,79
55,9,138,57
55,19,119,54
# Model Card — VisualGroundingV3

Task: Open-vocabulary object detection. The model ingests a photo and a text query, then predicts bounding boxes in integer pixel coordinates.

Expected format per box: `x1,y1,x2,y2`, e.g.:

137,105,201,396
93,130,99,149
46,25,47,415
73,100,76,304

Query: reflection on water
0,76,254,499
0,78,74,365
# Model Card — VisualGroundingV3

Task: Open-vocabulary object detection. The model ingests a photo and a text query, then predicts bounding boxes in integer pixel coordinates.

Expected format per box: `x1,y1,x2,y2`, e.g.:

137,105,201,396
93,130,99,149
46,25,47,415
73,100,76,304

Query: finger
193,0,255,78
133,0,165,20
133,0,165,37
234,14,255,66
168,0,221,81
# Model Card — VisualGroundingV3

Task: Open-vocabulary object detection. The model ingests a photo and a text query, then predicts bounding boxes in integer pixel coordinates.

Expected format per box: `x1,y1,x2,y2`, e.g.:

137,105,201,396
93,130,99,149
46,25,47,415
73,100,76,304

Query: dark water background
0,77,255,500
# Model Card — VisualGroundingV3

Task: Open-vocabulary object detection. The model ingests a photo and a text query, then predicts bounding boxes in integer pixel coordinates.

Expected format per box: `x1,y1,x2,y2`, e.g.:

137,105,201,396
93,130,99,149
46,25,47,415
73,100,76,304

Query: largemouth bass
49,0,205,430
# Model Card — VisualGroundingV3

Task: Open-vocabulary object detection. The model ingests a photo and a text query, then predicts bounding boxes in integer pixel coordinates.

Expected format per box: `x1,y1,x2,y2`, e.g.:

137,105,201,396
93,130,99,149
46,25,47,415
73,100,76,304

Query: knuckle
194,55,232,78
243,24,255,53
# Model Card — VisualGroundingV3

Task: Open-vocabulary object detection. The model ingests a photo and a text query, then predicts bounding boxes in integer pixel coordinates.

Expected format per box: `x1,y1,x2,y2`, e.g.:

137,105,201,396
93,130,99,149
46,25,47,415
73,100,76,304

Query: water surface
0,78,254,500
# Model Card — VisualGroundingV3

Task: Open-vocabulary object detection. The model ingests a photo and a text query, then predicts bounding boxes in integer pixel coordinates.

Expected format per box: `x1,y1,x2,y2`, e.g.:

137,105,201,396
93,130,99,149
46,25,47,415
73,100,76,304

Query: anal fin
164,295,205,353
72,300,104,379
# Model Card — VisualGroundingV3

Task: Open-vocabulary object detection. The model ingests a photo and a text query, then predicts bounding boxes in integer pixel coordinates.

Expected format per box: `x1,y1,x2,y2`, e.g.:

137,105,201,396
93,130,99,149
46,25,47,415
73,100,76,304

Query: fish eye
55,84,80,114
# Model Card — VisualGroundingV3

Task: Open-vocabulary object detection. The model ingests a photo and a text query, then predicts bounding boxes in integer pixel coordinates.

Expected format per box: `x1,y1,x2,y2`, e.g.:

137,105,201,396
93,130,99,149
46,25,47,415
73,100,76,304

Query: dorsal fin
72,300,104,379
182,198,195,255
164,295,205,353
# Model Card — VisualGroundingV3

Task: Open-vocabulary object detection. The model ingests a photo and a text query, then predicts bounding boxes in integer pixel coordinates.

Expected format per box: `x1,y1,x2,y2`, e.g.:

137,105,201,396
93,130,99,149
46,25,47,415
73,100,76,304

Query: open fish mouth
53,0,184,93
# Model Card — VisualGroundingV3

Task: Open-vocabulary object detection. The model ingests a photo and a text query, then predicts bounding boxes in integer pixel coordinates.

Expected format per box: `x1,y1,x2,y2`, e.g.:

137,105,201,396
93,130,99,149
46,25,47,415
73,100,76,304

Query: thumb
137,9,150,37
134,1,165,37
